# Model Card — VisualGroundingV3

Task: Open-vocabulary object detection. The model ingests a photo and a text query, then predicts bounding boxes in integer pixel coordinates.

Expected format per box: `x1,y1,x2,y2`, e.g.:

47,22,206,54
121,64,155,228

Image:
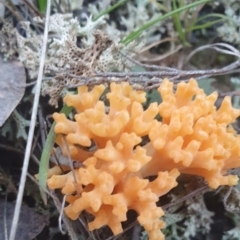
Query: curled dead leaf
0,59,26,126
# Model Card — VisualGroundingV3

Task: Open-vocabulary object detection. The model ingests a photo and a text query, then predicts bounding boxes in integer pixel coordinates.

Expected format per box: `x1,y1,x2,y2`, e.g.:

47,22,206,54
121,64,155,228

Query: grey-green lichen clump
215,0,240,45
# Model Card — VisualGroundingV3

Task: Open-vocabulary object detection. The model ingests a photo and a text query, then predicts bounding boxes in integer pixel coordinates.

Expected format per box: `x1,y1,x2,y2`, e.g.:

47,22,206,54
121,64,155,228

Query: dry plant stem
0,144,40,165
64,43,240,90
185,43,240,65
31,154,40,165
68,58,240,89
223,168,240,213
139,37,177,53
31,131,40,154
94,229,101,240
219,90,240,97
53,0,63,13
22,0,43,18
0,143,26,155
61,42,240,91
78,213,98,240
105,221,139,240
139,45,183,62
17,77,53,88
132,224,142,240
4,191,8,240
119,50,179,72
9,1,51,240
78,218,93,240
1,0,24,21
220,69,240,76
19,43,240,90
27,173,53,197
38,106,47,147
95,59,240,79
27,173,80,240
63,136,81,196
51,193,79,240
223,186,234,212
162,185,209,210
59,195,68,234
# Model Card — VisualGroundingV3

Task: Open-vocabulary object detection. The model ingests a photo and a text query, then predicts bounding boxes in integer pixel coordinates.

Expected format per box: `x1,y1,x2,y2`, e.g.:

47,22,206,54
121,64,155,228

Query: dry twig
9,1,51,239
27,173,81,240
58,43,240,91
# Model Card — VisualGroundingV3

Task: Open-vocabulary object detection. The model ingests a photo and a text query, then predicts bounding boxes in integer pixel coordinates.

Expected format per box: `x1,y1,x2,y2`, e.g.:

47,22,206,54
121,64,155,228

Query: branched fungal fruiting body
47,78,240,240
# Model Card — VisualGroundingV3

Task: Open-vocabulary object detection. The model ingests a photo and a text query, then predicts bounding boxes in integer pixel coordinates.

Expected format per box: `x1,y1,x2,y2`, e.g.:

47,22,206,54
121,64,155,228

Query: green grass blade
172,0,186,45
186,13,230,32
121,0,212,45
37,0,47,13
186,19,225,32
38,104,73,204
151,0,168,12
93,0,128,21
191,13,231,26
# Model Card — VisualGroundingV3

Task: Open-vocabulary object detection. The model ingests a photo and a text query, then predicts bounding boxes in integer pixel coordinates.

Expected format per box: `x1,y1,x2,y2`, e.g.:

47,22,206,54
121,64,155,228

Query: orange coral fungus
47,79,240,240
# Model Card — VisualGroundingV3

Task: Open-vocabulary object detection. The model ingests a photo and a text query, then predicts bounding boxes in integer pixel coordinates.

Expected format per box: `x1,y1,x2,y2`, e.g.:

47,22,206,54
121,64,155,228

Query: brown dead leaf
0,198,47,240
0,59,26,126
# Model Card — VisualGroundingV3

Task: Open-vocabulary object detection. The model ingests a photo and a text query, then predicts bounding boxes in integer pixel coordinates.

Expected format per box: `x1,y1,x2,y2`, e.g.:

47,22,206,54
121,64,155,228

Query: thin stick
16,77,53,88
27,173,54,198
31,131,40,154
22,0,43,18
59,195,67,234
4,192,8,240
162,185,209,210
9,1,51,240
95,59,240,78
50,190,79,240
0,143,26,155
59,42,240,90
139,45,183,62
105,221,138,240
38,106,47,147
223,186,234,212
132,224,141,240
139,37,176,53
0,144,39,165
119,50,180,72
185,43,240,65
27,173,80,239
63,136,81,196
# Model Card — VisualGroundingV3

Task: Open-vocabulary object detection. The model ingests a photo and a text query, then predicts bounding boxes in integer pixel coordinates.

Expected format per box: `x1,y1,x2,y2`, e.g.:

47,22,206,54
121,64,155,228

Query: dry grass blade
27,174,81,240
22,0,43,18
1,0,24,21
185,43,240,64
139,45,183,62
59,195,68,235
51,194,79,240
9,1,51,240
119,50,179,72
4,194,8,240
223,186,234,212
139,37,177,53
104,220,139,240
162,185,209,210
63,136,81,196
